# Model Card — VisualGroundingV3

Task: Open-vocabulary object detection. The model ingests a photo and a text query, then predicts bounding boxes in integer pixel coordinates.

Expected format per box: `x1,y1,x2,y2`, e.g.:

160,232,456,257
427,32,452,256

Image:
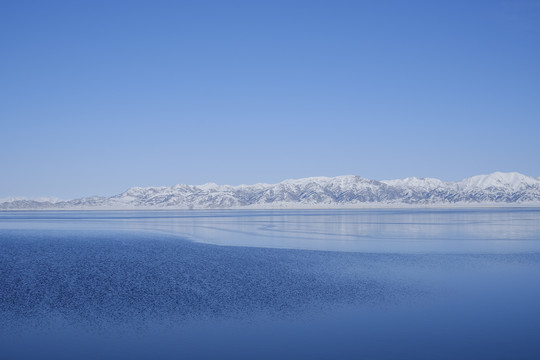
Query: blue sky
2,0,539,198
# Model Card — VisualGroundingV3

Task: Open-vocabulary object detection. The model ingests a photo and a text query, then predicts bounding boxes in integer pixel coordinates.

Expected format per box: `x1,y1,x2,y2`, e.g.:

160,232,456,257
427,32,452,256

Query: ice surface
1,209,540,359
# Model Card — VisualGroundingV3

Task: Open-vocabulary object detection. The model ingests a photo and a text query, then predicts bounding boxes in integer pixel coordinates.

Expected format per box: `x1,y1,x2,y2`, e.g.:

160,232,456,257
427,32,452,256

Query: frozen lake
2,208,540,253
1,208,540,359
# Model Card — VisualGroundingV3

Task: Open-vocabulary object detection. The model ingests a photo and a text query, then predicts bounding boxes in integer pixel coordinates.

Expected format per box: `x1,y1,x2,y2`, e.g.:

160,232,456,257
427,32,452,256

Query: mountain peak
459,172,537,190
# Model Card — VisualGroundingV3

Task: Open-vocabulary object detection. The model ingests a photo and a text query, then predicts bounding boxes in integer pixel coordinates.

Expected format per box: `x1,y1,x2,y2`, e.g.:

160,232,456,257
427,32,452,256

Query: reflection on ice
1,208,539,252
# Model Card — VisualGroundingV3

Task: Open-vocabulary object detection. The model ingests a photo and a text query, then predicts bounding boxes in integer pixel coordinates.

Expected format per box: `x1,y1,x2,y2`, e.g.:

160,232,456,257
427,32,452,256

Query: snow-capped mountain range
2,172,540,210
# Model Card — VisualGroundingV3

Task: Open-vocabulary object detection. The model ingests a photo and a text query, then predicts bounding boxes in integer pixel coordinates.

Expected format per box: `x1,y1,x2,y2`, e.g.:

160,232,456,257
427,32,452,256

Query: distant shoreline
2,203,540,211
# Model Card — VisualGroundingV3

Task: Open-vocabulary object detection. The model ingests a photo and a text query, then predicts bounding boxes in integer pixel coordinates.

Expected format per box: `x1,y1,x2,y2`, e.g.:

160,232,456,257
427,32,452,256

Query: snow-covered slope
2,172,540,209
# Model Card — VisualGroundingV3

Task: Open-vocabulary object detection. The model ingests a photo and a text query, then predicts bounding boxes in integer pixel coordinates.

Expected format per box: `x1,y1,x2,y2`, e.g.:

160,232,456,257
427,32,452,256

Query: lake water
1,209,540,359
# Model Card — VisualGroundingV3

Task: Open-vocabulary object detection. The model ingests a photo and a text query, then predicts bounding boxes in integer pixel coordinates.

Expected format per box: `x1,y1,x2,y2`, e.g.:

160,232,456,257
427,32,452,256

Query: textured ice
0,230,397,328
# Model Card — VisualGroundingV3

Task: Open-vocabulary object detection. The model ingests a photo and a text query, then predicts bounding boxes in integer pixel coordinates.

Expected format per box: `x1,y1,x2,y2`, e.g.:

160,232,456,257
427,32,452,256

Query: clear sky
1,0,539,199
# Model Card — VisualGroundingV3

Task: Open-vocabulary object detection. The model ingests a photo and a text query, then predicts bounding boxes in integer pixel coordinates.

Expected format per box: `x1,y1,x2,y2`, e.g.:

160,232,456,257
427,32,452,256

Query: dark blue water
1,209,540,359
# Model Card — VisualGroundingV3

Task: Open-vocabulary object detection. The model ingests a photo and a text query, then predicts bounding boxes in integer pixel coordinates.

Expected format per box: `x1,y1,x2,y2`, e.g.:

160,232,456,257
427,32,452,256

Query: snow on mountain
1,172,540,209
459,172,538,191
381,177,449,190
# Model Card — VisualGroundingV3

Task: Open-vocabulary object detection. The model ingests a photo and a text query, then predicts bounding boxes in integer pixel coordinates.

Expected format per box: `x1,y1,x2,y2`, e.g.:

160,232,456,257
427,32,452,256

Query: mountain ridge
2,172,540,209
